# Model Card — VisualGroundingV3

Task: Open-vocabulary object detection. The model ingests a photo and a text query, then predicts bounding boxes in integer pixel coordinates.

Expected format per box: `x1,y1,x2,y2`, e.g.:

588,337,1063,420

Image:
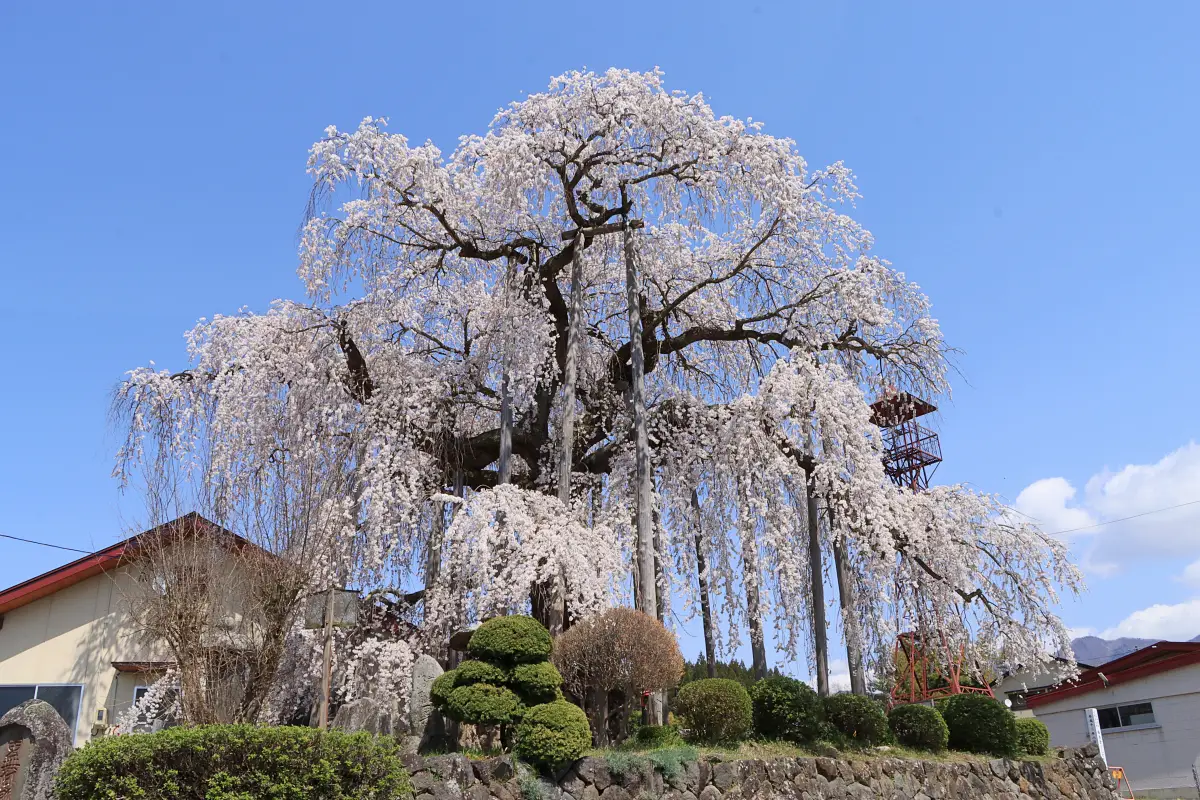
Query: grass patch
645,746,700,781
599,745,700,780
516,764,548,800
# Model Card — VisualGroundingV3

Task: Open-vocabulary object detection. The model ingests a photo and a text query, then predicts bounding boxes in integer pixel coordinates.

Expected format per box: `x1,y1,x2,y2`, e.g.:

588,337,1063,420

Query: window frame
0,683,84,743
1096,700,1158,732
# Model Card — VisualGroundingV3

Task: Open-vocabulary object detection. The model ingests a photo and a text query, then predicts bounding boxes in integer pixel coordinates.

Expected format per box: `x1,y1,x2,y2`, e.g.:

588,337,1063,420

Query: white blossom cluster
115,669,182,734
115,68,1081,686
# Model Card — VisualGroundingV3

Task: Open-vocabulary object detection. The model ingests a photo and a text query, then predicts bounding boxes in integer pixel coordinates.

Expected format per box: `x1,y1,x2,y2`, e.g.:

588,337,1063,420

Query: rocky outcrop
400,745,1118,800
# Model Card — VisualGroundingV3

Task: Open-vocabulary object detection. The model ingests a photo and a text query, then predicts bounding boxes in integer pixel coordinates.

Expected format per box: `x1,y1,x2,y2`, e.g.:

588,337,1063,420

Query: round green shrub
823,693,890,746
748,675,824,743
456,659,510,687
1015,717,1050,756
55,725,409,800
941,694,1019,756
513,701,591,768
888,703,949,751
468,615,553,664
674,678,753,744
443,683,525,726
510,661,563,703
430,669,459,708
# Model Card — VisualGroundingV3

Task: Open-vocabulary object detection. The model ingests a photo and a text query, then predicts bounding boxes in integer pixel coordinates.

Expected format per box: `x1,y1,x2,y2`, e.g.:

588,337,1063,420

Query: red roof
1027,641,1200,709
0,513,240,617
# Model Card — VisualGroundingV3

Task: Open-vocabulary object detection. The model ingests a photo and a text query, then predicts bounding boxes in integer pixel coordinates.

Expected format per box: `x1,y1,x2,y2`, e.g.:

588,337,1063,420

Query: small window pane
0,686,35,720
34,685,82,731
1119,702,1155,727
1097,706,1122,729
133,686,149,703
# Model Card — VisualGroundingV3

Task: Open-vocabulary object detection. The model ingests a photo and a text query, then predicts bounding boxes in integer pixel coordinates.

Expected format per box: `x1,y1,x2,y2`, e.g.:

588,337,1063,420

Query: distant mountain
1071,634,1200,666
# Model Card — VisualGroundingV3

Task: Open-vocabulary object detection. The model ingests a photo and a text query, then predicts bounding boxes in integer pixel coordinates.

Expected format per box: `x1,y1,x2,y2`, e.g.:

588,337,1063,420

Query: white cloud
1014,477,1096,534
1099,598,1200,641
1066,626,1095,639
802,658,852,692
1181,559,1200,588
1014,442,1200,572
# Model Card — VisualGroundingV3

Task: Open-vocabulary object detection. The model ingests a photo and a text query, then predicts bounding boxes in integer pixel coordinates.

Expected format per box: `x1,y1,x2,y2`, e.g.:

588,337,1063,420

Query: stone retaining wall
402,745,1118,800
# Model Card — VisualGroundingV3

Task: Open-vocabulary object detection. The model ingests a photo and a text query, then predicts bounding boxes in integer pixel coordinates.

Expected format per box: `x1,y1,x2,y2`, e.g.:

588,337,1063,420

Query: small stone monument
0,700,73,800
331,697,406,736
408,654,446,752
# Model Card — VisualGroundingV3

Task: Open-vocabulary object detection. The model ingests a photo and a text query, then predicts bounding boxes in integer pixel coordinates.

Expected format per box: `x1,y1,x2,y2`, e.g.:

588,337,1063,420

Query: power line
0,533,91,555
1045,498,1200,536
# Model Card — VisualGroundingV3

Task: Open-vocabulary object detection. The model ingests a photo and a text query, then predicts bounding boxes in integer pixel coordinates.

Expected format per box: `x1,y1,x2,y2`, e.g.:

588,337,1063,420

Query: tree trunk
692,489,717,679
623,216,661,722
544,239,587,636
806,476,830,696
741,493,768,681
588,686,610,747
832,536,867,694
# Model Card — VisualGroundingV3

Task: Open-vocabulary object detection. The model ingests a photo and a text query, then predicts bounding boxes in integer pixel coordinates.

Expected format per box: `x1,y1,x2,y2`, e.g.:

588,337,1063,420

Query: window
0,684,83,737
1097,701,1156,730
133,686,149,704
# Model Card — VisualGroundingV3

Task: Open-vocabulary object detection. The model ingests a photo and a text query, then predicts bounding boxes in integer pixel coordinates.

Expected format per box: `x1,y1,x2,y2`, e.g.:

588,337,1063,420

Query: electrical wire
1045,498,1200,536
0,533,91,554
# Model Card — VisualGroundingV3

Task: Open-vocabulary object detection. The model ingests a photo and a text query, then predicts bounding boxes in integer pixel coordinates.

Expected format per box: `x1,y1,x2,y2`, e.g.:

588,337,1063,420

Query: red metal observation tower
869,389,942,492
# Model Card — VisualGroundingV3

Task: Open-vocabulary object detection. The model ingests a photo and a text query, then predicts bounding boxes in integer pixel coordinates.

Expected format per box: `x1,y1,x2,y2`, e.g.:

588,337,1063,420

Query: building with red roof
1028,641,1200,799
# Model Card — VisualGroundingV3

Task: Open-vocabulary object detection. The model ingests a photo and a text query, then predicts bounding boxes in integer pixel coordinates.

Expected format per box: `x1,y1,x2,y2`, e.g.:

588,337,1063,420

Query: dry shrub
553,608,683,745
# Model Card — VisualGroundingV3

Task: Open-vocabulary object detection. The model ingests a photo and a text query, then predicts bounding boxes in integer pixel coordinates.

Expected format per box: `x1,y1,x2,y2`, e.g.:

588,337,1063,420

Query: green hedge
634,724,682,748
1015,717,1050,756
468,616,553,664
888,703,948,751
513,701,591,769
941,694,1019,756
55,725,409,800
748,675,824,743
675,678,752,744
823,694,890,746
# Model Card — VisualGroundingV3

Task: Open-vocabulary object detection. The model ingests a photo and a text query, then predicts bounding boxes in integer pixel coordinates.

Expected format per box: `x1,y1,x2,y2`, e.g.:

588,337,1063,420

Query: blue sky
1,2,1198,674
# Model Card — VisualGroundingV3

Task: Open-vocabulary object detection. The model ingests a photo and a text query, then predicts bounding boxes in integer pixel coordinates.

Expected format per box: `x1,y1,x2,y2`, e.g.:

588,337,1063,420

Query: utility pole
318,585,334,729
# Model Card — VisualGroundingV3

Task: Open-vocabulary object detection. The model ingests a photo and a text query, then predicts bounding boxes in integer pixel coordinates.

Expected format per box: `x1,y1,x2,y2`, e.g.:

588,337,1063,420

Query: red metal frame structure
890,629,996,708
870,389,942,492
871,388,990,707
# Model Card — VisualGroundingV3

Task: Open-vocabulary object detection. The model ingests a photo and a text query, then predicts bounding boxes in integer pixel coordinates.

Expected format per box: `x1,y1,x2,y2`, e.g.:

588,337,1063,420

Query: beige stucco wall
0,566,168,745
1032,662,1200,796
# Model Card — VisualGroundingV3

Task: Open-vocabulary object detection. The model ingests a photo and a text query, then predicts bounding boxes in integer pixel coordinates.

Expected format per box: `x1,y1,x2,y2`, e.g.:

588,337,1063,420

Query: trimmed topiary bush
748,675,824,743
55,725,409,800
444,683,525,725
675,678,752,744
468,615,553,664
1016,716,1050,756
888,703,949,751
432,615,590,751
430,669,459,708
823,693,890,746
456,659,509,687
513,701,592,768
941,693,1019,756
510,661,563,703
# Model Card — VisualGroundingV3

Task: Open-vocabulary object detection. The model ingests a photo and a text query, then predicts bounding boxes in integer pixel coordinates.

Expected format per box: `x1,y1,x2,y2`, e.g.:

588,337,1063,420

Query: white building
1029,641,1200,800
0,514,244,745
